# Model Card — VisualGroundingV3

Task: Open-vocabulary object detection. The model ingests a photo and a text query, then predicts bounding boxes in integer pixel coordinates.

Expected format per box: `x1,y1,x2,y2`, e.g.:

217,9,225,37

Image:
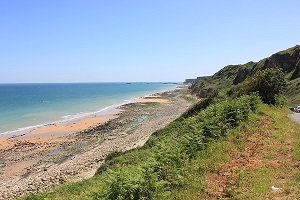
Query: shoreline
0,84,179,136
0,91,172,150
0,86,192,199
0,86,178,140
0,103,123,136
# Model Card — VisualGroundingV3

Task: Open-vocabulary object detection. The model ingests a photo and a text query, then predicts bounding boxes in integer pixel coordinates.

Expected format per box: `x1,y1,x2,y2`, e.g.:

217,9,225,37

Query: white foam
62,115,73,119
0,99,133,136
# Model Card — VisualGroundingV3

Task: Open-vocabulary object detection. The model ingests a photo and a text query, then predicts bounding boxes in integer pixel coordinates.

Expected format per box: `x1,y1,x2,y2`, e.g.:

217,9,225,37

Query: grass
23,95,259,200
22,97,300,200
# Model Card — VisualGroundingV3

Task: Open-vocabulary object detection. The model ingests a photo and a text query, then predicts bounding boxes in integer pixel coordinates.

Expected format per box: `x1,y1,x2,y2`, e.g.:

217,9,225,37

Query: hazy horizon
0,81,180,84
0,0,300,83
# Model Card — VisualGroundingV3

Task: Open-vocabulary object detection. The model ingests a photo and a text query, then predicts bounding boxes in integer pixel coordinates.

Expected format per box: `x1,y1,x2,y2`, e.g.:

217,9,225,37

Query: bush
274,94,287,107
104,162,172,200
232,68,287,105
107,168,143,200
194,94,259,140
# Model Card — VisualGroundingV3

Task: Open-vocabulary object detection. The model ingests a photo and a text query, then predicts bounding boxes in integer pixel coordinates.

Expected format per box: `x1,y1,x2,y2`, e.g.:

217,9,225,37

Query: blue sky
0,0,299,83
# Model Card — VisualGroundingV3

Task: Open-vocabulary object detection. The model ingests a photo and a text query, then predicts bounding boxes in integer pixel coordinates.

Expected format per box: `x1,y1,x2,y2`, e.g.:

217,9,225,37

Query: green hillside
23,102,300,200
192,45,300,104
23,46,300,200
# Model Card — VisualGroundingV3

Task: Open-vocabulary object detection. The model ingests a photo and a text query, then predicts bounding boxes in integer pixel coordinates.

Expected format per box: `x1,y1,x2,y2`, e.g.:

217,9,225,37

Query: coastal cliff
192,45,300,104
19,45,300,200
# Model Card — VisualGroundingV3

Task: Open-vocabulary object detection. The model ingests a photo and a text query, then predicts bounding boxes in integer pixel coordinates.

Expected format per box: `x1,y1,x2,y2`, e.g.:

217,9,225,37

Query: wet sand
0,96,169,150
135,96,169,104
0,112,119,150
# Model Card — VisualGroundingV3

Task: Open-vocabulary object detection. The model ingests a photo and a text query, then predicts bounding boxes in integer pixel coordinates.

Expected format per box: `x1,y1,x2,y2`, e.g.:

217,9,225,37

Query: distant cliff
184,78,197,84
184,76,210,84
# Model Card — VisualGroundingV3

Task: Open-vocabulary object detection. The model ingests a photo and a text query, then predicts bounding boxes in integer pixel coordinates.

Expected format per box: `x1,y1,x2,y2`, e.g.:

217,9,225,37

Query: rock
271,186,283,192
41,178,47,182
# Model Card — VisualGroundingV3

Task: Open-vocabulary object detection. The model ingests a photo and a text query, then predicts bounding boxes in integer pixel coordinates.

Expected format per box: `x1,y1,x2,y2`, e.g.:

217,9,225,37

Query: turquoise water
0,83,177,134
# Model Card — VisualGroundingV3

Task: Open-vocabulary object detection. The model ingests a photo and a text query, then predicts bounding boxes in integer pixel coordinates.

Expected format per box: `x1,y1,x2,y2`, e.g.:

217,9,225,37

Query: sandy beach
0,94,169,150
0,115,117,150
0,87,193,199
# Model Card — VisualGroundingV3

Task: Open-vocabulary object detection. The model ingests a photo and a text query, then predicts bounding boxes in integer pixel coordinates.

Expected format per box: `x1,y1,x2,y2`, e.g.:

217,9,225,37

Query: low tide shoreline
0,110,120,150
0,83,178,137
0,88,174,150
0,86,193,200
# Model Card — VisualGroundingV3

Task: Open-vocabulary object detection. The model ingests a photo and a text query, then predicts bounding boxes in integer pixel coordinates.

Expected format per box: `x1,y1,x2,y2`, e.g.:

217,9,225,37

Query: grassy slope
22,45,300,200
168,105,300,199
24,98,300,200
204,105,300,199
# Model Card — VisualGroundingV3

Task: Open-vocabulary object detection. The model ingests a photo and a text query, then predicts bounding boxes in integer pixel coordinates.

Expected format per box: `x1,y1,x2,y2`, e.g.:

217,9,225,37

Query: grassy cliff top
192,45,300,104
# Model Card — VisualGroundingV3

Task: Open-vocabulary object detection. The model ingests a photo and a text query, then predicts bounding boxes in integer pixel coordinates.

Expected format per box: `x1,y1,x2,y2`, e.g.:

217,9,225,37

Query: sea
0,82,177,134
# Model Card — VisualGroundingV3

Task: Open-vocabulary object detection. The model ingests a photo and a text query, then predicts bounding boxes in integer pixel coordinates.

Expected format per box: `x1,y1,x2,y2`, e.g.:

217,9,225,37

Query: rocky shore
0,88,193,199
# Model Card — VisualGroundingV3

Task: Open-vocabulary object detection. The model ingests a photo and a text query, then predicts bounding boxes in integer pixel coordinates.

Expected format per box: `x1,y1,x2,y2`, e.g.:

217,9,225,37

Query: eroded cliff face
234,45,300,84
253,45,300,76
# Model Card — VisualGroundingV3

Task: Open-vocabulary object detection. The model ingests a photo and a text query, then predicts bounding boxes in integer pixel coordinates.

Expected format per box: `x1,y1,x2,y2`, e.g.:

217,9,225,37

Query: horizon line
0,81,182,84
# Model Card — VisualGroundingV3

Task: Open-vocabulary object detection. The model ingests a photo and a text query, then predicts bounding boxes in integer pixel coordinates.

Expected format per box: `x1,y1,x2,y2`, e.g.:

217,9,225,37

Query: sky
0,0,299,83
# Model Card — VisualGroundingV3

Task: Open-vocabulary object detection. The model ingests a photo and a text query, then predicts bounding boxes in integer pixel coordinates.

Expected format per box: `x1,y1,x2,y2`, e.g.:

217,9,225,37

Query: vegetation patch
22,45,300,200
23,94,260,200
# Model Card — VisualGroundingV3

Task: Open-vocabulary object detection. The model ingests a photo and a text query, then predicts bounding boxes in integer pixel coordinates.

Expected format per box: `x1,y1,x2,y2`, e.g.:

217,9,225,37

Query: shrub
274,94,287,107
107,168,143,200
183,129,205,159
192,94,259,141
232,68,287,105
